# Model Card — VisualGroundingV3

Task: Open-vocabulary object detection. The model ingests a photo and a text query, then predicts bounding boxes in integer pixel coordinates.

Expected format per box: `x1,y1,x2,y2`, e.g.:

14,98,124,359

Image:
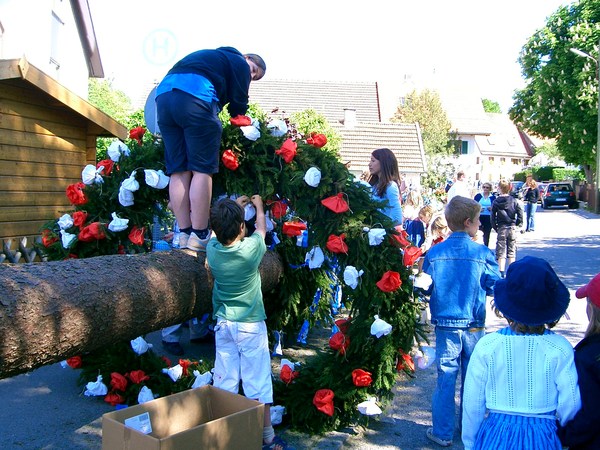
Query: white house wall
0,0,89,98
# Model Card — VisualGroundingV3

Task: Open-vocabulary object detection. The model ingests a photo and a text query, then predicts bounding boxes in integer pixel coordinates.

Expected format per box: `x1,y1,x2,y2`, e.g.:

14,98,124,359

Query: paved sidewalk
0,207,596,449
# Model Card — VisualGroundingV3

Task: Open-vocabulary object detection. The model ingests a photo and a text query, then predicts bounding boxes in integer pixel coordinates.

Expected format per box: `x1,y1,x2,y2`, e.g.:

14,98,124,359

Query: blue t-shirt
156,73,218,103
372,182,403,226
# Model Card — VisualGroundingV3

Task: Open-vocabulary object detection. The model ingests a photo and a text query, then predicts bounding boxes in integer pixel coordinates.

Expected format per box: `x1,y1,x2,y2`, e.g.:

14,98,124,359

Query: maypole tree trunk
0,249,282,379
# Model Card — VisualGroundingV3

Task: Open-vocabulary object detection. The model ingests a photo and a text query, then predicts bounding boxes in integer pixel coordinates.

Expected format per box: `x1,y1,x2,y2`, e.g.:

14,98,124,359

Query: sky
88,0,571,114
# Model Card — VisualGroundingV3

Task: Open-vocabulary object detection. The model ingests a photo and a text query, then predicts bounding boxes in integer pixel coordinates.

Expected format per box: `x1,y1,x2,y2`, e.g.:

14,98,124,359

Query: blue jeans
432,326,484,441
525,202,537,231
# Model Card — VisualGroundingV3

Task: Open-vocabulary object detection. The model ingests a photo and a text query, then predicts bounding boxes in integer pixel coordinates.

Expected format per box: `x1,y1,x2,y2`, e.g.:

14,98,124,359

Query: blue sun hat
494,256,570,326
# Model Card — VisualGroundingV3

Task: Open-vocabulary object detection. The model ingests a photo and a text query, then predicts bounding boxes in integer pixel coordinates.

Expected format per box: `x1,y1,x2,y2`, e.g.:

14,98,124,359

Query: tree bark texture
0,249,282,379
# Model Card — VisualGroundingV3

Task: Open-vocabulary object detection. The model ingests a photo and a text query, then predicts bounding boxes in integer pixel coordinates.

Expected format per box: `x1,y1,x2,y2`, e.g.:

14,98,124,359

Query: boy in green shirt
207,195,288,449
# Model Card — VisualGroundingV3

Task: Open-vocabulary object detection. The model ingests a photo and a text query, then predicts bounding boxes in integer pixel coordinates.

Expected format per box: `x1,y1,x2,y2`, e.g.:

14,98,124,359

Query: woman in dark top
522,178,539,232
474,182,496,247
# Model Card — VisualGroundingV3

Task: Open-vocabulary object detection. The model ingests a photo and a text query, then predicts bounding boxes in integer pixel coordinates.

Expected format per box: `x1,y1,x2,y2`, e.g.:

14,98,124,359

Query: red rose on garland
326,233,348,254
391,226,411,248
110,372,128,392
66,356,82,369
128,225,146,246
66,182,88,206
313,389,335,416
282,221,307,237
229,115,252,127
129,126,146,145
280,365,299,384
78,222,106,242
275,138,297,164
179,359,192,377
270,200,288,219
128,370,150,384
335,318,351,334
72,211,88,228
96,159,115,176
222,149,239,171
396,349,415,372
104,392,125,406
329,331,349,355
321,193,349,213
41,229,58,247
403,245,423,267
306,132,327,148
376,270,402,292
352,369,373,387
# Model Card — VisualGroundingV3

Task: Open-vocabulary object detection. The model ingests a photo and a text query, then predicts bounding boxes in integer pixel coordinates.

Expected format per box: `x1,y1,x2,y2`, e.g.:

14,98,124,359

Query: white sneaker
186,231,211,252
178,232,190,249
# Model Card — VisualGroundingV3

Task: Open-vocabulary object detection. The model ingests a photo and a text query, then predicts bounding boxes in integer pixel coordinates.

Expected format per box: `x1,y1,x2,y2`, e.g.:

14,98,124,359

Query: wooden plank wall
1,79,89,259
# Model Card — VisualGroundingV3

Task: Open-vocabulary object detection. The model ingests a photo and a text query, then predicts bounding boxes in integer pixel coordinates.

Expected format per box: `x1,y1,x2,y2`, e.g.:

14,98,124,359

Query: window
511,158,520,165
461,141,468,155
500,157,506,164
50,0,67,71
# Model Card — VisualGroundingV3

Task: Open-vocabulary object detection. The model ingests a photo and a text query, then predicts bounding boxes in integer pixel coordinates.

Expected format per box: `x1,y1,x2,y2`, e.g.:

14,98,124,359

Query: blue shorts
156,89,222,175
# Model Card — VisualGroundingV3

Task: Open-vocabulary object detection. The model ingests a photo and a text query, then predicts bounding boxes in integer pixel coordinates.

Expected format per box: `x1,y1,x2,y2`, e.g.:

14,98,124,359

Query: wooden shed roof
0,58,126,139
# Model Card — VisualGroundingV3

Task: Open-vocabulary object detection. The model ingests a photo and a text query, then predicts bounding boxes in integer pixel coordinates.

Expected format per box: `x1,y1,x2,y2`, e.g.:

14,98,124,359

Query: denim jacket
422,231,500,328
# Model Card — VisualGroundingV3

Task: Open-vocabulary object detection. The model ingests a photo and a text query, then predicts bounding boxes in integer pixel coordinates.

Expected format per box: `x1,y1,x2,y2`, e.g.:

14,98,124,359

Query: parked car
509,181,525,199
540,182,578,209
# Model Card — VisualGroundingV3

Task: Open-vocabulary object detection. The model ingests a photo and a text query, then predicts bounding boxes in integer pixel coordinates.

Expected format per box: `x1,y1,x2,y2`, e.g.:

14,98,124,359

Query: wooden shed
0,58,127,261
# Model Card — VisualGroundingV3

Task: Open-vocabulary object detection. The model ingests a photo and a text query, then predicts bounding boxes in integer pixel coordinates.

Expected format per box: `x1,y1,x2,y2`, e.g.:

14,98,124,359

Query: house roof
70,0,104,78
334,122,427,175
249,78,381,124
474,113,529,158
0,58,126,139
438,86,493,135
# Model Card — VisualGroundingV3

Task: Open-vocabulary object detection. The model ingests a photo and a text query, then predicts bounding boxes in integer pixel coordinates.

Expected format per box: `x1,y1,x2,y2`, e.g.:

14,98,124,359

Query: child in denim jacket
422,196,501,447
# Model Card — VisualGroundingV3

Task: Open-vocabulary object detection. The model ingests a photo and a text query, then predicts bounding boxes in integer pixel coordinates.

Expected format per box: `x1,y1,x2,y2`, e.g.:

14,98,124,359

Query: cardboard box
102,385,264,450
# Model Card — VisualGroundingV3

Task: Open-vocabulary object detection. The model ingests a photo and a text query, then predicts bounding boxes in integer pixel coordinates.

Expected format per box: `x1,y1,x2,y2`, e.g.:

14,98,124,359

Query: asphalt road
1,205,598,449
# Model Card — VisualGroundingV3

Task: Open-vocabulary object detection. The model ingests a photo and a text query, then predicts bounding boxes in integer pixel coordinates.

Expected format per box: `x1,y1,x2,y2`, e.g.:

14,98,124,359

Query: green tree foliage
509,0,600,182
88,78,133,123
482,98,502,113
391,89,452,156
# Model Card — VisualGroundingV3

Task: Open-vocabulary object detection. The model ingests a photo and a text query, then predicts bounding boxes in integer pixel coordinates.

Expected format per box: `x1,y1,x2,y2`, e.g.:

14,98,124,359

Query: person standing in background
367,148,403,226
474,182,496,247
522,177,539,233
492,180,523,278
446,170,470,203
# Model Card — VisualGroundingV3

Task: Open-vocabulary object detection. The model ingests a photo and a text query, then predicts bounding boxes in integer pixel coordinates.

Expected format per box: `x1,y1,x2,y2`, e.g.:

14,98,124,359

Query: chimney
343,108,357,128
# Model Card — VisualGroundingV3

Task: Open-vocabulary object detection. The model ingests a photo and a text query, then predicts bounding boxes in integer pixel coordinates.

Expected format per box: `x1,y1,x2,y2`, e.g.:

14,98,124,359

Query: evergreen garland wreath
38,106,426,434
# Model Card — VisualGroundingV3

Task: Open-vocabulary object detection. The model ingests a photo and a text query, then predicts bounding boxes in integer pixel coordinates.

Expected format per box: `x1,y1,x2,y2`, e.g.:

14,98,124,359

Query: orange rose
313,389,335,416
352,369,373,387
66,182,88,205
128,225,145,246
222,149,239,170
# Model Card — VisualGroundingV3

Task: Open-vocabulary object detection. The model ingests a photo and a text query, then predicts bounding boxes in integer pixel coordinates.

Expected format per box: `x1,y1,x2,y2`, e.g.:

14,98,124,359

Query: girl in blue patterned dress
462,256,581,450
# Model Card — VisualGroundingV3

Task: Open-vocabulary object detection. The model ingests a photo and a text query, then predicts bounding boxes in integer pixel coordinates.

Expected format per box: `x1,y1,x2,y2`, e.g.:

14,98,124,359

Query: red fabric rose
221,149,240,170
78,222,106,242
326,234,348,254
117,245,126,255
376,271,402,292
66,356,82,368
321,193,349,213
66,182,88,205
313,389,335,416
352,369,373,387
128,225,145,246
275,138,297,164
104,392,125,406
72,211,88,228
282,221,307,237
127,370,150,384
110,372,128,392
396,350,415,372
96,159,115,176
403,246,423,267
329,331,350,355
161,356,172,367
335,318,351,334
229,115,252,127
306,132,327,148
41,229,58,247
390,225,411,248
67,254,78,259
270,200,288,219
280,365,299,384
179,359,191,377
129,126,146,145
